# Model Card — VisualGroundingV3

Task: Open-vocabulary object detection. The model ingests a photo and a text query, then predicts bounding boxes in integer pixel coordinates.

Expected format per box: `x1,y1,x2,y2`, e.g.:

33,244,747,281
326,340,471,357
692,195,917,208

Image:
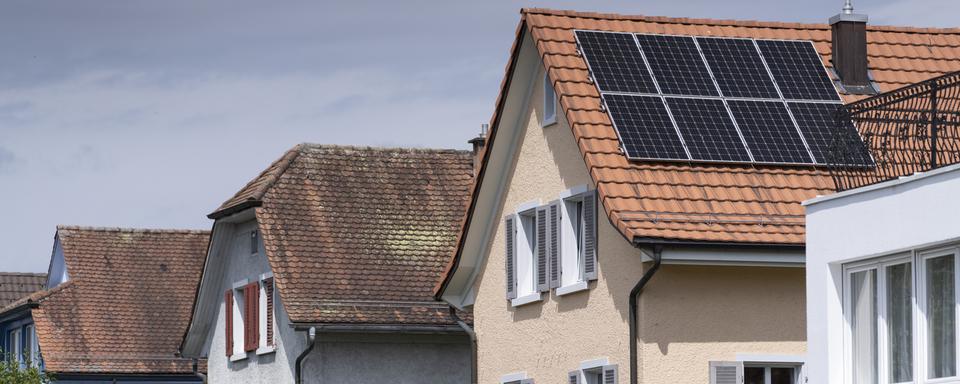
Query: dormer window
542,72,557,127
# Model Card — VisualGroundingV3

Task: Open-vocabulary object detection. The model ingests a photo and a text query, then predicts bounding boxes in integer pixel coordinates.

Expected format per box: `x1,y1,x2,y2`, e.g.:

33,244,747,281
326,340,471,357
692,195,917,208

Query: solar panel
788,102,873,165
697,37,780,99
665,97,751,162
634,34,719,97
727,100,814,164
603,94,689,160
756,40,841,101
575,31,659,94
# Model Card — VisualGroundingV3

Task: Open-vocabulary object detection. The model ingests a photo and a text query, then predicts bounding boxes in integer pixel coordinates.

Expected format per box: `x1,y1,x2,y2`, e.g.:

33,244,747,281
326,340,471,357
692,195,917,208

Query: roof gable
220,144,474,326
30,226,209,375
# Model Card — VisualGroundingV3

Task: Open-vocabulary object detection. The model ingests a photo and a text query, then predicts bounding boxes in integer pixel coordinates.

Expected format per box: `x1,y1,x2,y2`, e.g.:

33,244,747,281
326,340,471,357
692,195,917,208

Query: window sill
510,292,543,307
556,281,589,296
256,345,276,356
229,353,247,362
541,117,557,128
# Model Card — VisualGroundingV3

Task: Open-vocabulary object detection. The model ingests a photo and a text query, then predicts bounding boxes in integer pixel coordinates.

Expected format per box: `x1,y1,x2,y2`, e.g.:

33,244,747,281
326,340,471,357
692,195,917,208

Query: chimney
829,0,875,94
468,124,488,176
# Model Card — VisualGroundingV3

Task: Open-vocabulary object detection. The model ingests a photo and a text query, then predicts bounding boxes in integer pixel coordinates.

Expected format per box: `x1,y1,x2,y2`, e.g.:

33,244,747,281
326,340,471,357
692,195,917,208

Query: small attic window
542,72,557,127
250,230,260,256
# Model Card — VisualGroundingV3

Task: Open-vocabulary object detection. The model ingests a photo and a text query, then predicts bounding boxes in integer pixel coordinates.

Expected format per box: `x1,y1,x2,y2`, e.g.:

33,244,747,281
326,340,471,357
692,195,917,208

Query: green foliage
0,356,51,384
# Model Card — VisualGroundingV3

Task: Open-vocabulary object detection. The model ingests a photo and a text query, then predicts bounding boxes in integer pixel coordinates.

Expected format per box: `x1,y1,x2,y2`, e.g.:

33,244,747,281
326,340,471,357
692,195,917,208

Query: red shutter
244,283,259,352
224,290,233,357
265,278,274,346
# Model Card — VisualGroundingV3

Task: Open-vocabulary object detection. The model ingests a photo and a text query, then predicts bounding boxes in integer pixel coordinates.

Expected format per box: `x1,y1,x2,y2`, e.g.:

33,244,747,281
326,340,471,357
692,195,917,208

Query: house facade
435,8,960,384
806,163,960,384
180,144,474,384
0,226,209,383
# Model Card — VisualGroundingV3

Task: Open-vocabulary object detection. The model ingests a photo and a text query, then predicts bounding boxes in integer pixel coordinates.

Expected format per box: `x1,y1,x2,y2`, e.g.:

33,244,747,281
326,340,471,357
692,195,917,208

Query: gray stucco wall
302,333,471,384
205,219,307,384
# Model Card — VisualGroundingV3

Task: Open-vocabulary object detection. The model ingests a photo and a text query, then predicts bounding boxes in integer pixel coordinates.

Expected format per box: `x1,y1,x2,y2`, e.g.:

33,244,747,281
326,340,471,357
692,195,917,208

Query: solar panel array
574,30,872,166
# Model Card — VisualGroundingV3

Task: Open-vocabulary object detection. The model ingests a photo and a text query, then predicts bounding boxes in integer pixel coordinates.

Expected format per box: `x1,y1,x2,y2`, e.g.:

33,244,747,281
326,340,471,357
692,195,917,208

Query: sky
0,0,957,272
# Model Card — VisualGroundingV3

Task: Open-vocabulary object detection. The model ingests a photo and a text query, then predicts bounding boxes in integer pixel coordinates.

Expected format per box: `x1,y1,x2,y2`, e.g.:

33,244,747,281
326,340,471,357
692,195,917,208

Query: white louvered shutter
536,207,549,292
602,364,618,384
709,361,743,384
548,200,561,288
582,190,598,280
568,371,581,384
505,215,517,300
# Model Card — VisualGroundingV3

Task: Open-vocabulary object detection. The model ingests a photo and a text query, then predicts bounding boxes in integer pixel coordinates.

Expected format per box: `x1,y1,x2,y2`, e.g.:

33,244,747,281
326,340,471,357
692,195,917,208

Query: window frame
508,200,544,307
842,247,960,384
542,72,557,127
557,186,591,295
7,327,21,365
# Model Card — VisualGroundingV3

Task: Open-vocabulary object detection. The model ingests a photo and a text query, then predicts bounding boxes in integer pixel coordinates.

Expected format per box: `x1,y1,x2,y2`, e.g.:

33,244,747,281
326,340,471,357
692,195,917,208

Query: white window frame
230,279,248,361
500,372,532,384
571,358,618,384
23,324,38,368
842,246,960,384
542,72,557,127
557,185,591,296
256,273,276,355
7,327,21,365
511,200,543,307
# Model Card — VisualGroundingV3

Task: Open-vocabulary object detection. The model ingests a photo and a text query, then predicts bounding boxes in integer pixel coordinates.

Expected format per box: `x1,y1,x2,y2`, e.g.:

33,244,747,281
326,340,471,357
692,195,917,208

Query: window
557,187,598,295
23,324,38,367
500,372,533,384
710,361,803,384
250,230,260,256
569,360,618,384
543,72,557,127
7,328,21,364
844,248,960,383
225,275,275,361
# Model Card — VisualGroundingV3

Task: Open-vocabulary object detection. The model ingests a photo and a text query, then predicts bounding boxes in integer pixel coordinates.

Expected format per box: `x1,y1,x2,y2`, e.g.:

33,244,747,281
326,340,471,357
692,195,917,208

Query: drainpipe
629,245,662,384
191,358,207,383
295,327,317,384
450,307,478,384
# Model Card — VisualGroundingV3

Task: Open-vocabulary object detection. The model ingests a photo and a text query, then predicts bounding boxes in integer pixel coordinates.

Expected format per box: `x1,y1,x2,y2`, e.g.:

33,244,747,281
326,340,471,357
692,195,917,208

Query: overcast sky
1,0,956,272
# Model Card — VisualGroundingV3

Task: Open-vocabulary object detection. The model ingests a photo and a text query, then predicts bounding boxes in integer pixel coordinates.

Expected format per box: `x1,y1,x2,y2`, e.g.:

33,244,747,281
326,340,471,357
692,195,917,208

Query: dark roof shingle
219,144,474,326
30,226,209,375
0,272,46,308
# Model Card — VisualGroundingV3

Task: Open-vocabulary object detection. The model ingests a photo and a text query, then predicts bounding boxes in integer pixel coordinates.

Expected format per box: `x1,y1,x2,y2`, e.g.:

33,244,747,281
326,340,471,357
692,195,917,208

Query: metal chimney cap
831,0,867,24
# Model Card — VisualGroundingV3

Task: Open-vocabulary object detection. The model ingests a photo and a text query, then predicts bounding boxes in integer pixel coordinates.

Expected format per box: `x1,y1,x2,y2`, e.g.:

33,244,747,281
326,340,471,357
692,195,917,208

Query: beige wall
470,67,807,383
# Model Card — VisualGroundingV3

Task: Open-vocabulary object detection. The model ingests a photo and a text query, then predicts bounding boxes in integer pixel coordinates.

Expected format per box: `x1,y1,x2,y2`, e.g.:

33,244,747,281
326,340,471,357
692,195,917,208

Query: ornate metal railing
829,71,960,191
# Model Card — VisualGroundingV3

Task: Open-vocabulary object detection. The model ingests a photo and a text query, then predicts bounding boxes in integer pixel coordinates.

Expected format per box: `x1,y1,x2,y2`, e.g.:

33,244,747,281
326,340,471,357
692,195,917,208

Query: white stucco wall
805,164,960,384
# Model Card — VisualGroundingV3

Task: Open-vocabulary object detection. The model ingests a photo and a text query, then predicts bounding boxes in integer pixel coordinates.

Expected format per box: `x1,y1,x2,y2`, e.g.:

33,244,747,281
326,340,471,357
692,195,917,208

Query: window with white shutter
602,365,618,384
709,361,743,384
574,359,617,384
505,215,517,300
536,206,550,292
548,200,561,289
507,202,545,307
569,371,581,384
557,187,598,296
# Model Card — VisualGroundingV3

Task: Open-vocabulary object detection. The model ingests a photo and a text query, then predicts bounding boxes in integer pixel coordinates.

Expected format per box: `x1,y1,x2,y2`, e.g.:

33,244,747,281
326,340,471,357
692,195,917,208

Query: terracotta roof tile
0,272,46,308
522,8,960,245
29,227,209,375
223,144,474,326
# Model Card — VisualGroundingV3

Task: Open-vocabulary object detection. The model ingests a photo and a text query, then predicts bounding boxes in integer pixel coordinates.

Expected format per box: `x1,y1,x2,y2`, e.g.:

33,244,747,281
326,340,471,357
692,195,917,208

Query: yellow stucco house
434,7,960,384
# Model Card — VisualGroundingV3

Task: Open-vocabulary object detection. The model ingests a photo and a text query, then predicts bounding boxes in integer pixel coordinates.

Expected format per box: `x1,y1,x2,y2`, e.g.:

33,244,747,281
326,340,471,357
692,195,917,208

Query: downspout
191,358,207,383
450,307,478,384
295,327,317,384
630,245,662,384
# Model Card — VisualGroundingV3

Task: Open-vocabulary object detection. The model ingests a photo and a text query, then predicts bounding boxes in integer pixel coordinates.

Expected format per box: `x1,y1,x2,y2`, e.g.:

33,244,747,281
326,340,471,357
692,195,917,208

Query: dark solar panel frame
696,37,781,99
574,31,660,94
788,101,875,166
665,97,753,162
727,100,815,164
602,94,691,161
575,29,856,166
756,39,843,102
634,34,720,97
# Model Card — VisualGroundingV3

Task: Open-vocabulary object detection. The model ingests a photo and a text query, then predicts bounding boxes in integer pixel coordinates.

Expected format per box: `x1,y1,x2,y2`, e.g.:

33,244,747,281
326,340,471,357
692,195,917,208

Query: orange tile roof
526,8,960,245
215,144,474,326
26,227,210,375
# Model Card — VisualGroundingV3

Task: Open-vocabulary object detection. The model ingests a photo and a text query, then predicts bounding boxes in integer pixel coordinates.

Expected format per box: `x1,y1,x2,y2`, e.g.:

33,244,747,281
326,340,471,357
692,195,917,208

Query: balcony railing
829,71,960,192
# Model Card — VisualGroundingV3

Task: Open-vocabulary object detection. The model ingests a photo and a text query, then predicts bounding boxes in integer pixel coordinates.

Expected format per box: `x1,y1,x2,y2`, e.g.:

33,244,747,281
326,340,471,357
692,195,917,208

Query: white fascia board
804,162,960,207
660,247,805,266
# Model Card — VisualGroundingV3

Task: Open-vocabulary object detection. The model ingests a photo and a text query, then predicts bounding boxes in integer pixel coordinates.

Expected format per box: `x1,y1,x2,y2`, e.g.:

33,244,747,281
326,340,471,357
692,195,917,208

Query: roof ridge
520,7,960,34
247,143,303,204
299,142,472,155
0,272,46,277
56,225,210,235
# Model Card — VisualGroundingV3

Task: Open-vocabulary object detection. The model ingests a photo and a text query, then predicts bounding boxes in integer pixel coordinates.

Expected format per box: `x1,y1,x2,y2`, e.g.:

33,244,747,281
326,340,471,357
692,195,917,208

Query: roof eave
207,199,262,220
632,236,805,250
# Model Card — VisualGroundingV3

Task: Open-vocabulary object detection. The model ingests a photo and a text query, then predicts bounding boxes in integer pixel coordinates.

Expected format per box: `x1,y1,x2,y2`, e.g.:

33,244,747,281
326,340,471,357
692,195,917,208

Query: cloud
0,147,14,172
871,0,960,28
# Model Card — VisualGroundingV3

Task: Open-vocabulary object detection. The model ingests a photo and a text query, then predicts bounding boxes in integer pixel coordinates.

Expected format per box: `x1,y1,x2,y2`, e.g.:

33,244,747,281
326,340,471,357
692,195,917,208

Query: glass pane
887,263,913,382
927,254,956,379
744,367,765,384
771,367,795,384
851,269,878,384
